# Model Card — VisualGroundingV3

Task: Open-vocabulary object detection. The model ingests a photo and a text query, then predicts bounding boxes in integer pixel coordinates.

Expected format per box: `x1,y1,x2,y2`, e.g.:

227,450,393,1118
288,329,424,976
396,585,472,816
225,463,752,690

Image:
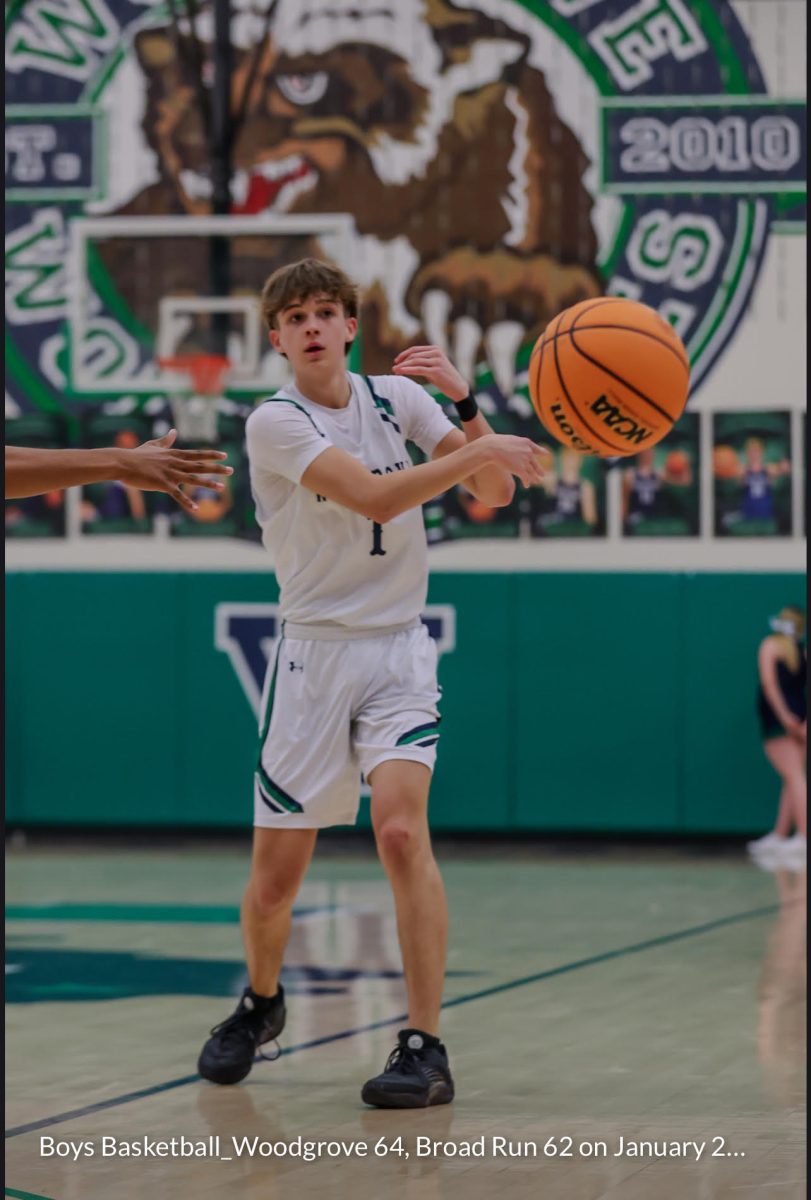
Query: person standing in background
748,607,807,867
622,447,665,527
739,438,789,522
534,448,597,534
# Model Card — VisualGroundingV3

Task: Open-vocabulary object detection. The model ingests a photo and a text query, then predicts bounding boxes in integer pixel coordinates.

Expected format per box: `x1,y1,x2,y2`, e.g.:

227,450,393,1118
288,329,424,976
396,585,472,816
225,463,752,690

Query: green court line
5,903,329,924
6,904,242,924
6,1188,57,1200
4,900,789,1141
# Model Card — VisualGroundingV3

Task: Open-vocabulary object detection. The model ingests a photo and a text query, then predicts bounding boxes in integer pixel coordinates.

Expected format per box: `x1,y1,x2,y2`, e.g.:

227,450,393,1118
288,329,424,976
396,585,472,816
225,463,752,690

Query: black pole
209,0,232,356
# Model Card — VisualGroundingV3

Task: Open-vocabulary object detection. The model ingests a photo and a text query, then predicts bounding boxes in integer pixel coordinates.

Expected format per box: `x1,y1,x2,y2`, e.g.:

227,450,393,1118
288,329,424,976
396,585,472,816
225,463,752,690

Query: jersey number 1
370,522,386,556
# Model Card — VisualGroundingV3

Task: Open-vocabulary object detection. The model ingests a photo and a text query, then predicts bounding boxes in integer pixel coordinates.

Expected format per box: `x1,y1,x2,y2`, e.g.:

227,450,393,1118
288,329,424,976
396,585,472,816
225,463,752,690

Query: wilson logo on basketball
549,403,596,455
590,397,653,447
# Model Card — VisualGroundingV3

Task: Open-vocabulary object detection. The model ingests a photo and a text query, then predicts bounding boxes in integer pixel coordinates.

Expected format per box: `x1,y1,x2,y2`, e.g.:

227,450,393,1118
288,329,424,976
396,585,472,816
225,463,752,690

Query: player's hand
477,434,550,488
392,344,469,402
115,430,233,513
784,717,805,742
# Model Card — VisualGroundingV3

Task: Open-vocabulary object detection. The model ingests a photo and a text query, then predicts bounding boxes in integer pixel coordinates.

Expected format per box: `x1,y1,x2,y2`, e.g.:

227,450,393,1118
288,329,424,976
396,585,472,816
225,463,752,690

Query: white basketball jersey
246,372,456,630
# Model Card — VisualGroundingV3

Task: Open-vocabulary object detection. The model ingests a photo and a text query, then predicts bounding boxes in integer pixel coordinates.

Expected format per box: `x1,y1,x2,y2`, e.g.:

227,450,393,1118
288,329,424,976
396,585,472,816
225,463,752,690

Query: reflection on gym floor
6,844,806,1200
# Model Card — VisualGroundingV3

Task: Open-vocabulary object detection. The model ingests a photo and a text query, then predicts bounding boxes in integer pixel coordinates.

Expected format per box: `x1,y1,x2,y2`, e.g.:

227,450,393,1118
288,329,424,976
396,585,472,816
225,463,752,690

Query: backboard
67,212,355,396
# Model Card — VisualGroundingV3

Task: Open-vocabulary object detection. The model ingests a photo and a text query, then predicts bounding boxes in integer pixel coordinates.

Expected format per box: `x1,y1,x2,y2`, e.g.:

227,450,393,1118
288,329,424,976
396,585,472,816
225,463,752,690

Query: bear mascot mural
101,0,602,393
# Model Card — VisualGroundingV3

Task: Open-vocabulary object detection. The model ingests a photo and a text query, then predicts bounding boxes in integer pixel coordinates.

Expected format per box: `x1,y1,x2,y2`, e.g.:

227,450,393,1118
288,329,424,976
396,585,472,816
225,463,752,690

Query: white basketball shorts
253,622,441,828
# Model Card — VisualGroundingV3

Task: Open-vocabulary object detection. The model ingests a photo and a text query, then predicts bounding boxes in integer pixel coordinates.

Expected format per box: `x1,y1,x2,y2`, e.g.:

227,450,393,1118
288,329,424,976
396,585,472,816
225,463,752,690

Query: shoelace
208,1010,282,1063
383,1044,424,1076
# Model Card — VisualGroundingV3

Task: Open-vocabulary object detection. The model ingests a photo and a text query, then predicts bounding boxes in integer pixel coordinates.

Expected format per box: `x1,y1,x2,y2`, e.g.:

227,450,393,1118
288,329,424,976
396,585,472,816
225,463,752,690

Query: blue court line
5,900,786,1140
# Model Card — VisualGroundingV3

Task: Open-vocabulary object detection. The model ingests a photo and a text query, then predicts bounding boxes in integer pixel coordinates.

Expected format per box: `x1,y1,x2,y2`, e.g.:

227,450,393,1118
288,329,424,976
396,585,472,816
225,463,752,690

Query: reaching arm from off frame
5,432,233,514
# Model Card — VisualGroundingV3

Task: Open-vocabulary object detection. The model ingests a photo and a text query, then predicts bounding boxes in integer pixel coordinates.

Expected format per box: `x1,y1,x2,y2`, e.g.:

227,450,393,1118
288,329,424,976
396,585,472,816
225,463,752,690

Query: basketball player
533,447,596,534
738,437,789,523
622,447,664,528
748,607,806,866
197,258,545,1107
5,429,231,513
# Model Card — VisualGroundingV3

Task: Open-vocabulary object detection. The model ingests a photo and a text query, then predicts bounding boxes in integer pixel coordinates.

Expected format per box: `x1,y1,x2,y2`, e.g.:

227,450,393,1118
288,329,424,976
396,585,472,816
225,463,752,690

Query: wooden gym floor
5,841,806,1200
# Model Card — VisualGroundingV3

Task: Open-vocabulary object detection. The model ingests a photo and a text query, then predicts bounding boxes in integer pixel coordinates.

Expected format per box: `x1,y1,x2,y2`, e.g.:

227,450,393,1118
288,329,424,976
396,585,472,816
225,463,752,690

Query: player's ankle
247,984,283,1009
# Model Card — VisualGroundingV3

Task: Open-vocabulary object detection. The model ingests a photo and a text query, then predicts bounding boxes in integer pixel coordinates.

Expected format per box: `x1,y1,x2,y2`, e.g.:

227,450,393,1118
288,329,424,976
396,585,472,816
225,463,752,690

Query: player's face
270,293,357,373
560,448,582,479
746,442,763,468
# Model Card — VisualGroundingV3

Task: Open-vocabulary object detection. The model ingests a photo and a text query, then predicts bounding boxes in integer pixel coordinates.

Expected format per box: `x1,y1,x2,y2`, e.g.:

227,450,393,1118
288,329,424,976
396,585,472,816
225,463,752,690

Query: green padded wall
513,575,683,831
5,571,804,834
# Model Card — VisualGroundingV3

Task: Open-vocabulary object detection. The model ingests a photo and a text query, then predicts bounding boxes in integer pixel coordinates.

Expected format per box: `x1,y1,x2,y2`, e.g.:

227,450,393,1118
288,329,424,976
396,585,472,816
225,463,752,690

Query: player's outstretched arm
394,344,517,507
5,432,232,513
301,435,545,525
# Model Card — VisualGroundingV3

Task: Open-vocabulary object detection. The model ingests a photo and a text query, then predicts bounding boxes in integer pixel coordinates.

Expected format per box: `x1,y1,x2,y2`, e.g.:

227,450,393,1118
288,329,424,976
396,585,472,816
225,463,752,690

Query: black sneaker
198,986,286,1085
361,1029,454,1108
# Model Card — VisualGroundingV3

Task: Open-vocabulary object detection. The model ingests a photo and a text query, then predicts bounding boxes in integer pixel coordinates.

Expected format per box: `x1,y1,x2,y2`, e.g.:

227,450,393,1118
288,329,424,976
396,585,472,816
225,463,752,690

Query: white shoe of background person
746,832,788,859
751,856,783,875
780,833,807,865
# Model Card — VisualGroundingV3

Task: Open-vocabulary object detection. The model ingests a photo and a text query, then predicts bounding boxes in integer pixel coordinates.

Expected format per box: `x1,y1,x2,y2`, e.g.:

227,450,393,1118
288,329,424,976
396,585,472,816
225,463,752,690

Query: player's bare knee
249,872,299,916
375,819,422,867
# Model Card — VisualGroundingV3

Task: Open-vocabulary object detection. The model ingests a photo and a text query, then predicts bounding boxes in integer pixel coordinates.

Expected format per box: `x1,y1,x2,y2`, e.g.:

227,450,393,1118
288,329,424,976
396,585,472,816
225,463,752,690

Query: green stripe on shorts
257,639,282,758
256,765,304,814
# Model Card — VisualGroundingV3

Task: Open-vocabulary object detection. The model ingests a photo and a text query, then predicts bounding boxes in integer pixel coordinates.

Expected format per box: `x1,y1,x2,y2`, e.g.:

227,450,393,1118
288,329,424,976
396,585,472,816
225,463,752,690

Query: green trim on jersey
363,375,401,433
396,719,441,747
265,397,326,436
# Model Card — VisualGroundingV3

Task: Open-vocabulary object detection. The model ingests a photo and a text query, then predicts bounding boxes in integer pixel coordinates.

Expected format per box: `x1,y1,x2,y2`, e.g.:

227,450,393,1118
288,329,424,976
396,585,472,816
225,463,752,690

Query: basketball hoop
158,353,231,443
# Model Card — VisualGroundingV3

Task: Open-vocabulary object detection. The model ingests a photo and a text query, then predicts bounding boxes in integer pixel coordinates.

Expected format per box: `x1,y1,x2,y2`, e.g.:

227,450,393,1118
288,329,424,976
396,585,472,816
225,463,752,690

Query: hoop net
158,354,231,442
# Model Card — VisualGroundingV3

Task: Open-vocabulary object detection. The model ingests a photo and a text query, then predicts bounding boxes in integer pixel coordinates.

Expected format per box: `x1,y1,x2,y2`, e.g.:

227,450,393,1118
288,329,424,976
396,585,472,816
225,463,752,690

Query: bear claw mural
5,0,806,411
99,0,603,389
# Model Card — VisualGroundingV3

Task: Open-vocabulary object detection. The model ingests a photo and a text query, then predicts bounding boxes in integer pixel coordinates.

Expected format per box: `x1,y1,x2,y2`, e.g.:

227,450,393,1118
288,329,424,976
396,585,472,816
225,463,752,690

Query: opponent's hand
115,430,233,513
392,344,468,403
477,434,549,488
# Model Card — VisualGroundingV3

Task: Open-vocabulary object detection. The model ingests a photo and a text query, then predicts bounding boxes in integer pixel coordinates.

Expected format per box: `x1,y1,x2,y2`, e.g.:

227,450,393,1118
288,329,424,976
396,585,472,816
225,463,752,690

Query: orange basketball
529,297,690,458
665,449,690,481
713,444,740,479
463,496,497,524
